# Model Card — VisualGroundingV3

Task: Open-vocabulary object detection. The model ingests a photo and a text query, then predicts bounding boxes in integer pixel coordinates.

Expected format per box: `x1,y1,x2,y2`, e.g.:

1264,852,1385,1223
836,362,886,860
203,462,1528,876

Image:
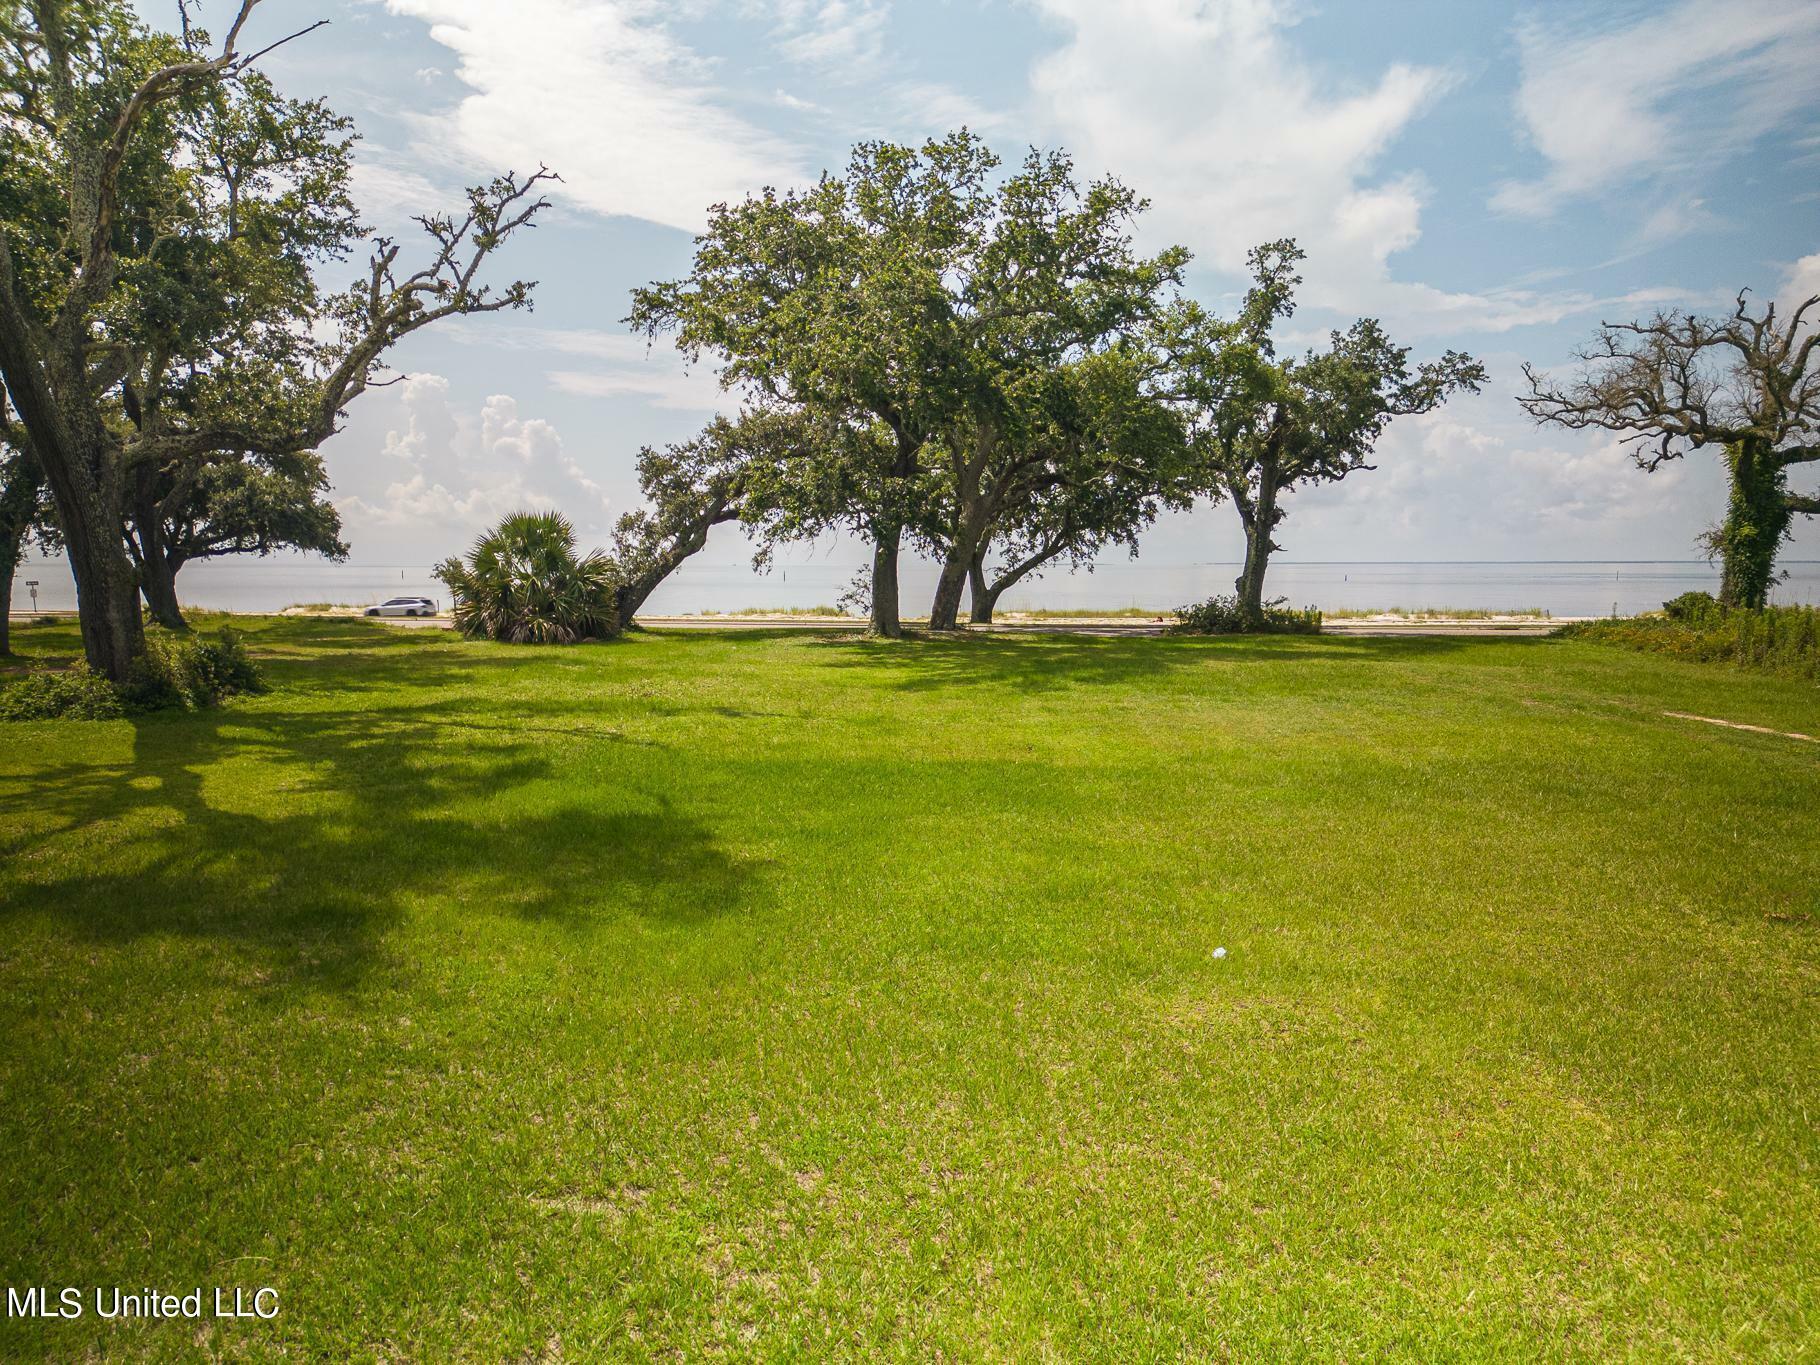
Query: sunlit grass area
2,616,1816,1359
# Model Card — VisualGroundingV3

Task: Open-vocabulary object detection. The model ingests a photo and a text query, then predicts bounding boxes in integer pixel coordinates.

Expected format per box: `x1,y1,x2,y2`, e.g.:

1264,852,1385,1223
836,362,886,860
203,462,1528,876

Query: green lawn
1,618,1816,1360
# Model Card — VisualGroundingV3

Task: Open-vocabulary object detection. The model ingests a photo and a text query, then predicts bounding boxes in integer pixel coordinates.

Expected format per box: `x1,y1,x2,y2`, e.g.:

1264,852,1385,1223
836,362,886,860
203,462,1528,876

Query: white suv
365,597,437,617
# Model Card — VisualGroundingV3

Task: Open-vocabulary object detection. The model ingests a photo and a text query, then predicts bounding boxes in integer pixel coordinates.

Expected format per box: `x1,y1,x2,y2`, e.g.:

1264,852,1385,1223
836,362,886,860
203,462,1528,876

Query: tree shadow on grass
805,630,1556,695
0,685,763,996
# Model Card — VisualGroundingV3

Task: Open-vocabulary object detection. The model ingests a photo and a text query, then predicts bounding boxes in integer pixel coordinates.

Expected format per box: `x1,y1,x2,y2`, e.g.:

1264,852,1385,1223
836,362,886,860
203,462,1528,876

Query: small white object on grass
1212,947,1228,960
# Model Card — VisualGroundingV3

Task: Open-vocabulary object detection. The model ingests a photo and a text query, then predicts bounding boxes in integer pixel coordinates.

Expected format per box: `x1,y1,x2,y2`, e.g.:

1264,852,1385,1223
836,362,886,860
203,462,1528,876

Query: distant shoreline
11,607,1582,638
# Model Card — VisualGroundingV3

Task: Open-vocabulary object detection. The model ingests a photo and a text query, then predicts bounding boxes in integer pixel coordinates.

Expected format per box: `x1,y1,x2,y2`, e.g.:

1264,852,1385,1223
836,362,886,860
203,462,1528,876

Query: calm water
13,554,1820,618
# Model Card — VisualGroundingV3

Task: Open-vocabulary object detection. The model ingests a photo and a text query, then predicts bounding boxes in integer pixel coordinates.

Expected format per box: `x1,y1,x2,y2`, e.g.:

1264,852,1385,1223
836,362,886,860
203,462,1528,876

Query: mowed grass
1,618,1816,1361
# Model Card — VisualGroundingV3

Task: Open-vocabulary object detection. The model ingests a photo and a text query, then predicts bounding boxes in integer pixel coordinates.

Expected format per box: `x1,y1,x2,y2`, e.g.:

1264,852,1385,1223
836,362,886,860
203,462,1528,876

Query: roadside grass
1569,603,1820,684
1,617,1816,1359
1323,606,1553,620
999,605,1171,618
696,604,854,617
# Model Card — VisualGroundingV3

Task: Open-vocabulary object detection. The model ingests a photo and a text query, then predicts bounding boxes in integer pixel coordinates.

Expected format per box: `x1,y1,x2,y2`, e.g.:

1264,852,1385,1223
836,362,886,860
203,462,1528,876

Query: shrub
435,510,621,644
0,629,263,720
1173,594,1323,635
121,627,267,712
0,664,126,721
1566,600,1820,683
1662,591,1719,622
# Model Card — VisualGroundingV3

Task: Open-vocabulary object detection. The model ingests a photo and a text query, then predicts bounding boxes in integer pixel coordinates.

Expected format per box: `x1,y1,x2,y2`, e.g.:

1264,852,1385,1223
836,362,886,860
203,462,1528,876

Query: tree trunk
928,435,995,632
139,550,185,629
967,549,993,624
613,502,738,632
4,434,144,680
927,551,969,631
64,501,144,682
129,470,187,629
1235,520,1270,621
869,425,929,639
35,433,144,680
1714,441,1792,609
0,540,15,656
0,257,144,681
1233,469,1280,625
970,538,1066,625
614,575,657,633
870,526,902,638
614,561,680,633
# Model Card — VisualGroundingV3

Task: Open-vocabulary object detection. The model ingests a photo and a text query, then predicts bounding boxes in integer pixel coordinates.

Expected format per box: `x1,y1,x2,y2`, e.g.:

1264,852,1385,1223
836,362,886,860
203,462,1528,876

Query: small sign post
24,580,39,613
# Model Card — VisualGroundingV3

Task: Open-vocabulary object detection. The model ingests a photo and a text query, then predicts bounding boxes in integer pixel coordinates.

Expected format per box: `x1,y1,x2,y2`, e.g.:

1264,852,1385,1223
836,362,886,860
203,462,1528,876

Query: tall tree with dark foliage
0,0,551,678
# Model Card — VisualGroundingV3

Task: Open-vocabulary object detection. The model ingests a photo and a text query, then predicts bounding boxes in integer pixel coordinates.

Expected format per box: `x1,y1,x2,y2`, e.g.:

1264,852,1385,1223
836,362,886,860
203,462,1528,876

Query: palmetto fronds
434,511,620,644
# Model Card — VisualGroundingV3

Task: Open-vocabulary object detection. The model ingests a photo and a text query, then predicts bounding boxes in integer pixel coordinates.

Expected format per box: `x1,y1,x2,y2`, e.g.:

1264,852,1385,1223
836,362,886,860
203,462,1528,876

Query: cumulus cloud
382,0,806,232
329,375,615,554
1276,366,1703,558
1783,253,1820,315
1020,0,1590,335
1493,0,1820,222
1027,0,1447,268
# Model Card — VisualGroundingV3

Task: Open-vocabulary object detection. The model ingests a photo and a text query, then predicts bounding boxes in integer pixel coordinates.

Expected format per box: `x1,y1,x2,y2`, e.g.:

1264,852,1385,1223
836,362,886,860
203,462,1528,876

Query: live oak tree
1521,291,1820,608
1164,241,1485,623
953,346,1188,623
0,0,551,680
907,149,1186,631
606,410,814,631
129,448,347,628
607,435,741,632
630,132,1182,636
629,133,1005,637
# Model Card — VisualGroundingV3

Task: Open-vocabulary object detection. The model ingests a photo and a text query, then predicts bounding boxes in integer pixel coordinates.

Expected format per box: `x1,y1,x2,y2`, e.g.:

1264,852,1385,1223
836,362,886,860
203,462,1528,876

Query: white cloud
329,375,615,551
547,367,717,409
1278,364,1701,555
769,0,890,68
445,324,733,412
1021,0,1590,335
757,0,1009,137
1028,0,1450,269
373,0,1007,234
382,0,806,232
773,88,830,115
347,143,456,232
1493,0,1820,219
1783,253,1820,313
1634,197,1724,249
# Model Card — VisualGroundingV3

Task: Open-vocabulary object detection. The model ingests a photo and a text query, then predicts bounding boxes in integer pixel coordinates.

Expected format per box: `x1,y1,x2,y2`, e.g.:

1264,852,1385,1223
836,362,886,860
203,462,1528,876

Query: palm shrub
435,511,621,644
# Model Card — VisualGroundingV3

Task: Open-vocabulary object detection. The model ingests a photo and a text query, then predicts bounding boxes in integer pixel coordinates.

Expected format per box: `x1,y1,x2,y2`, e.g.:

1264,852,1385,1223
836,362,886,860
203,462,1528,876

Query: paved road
18,609,1567,639
628,616,1568,638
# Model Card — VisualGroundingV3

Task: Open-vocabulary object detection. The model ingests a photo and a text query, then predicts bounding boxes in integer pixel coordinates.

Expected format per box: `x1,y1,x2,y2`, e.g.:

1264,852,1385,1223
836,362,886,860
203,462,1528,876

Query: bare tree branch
1522,295,1820,473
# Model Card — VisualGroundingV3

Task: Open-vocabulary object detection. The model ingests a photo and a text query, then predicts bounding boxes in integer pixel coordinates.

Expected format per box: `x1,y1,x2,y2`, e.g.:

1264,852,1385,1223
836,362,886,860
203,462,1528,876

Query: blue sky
135,0,1820,576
